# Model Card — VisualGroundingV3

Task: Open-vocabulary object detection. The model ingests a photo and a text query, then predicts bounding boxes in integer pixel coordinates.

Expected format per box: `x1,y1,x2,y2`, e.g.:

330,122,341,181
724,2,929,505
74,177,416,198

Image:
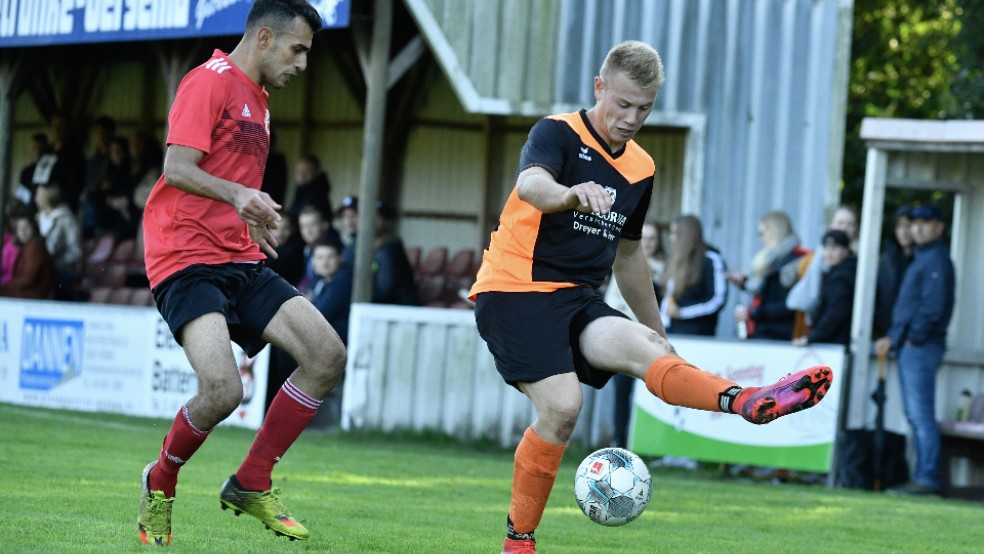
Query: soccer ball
574,447,652,526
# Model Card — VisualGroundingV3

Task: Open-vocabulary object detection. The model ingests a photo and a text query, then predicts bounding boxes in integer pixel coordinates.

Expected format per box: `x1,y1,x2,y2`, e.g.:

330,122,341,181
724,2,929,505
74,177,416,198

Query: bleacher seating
77,235,149,303
410,246,480,309
415,246,448,307
86,235,116,265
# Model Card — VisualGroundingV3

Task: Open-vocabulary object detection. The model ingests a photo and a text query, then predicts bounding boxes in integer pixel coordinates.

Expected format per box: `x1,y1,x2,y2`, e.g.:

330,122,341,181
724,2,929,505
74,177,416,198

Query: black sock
506,516,535,542
719,386,742,413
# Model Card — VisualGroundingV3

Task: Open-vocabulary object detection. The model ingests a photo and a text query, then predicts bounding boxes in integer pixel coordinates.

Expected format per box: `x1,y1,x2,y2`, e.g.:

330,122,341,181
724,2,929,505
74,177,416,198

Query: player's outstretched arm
613,238,666,337
162,144,282,227
517,167,612,214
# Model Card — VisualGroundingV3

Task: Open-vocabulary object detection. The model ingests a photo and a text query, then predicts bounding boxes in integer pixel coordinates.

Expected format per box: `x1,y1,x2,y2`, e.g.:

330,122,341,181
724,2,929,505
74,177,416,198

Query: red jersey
143,50,271,288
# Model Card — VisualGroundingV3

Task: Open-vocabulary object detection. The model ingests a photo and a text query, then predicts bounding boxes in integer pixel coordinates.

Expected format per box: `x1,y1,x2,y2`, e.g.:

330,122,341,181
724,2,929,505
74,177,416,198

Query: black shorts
474,287,628,390
152,262,301,357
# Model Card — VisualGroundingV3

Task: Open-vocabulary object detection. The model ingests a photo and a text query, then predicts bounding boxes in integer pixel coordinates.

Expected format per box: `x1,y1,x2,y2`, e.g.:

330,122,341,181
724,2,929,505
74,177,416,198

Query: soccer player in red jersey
137,1,344,545
468,41,833,554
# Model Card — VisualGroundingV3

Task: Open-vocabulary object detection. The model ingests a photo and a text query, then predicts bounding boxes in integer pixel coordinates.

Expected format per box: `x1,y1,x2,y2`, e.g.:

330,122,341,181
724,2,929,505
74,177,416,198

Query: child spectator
0,206,55,299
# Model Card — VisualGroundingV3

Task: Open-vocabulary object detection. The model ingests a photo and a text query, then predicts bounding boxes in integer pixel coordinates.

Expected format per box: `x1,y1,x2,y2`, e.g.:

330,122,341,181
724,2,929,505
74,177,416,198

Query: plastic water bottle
735,304,748,340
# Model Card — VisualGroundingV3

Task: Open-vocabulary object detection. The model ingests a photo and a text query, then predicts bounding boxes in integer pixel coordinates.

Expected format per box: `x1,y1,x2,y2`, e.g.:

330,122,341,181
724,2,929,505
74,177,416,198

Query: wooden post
352,0,393,303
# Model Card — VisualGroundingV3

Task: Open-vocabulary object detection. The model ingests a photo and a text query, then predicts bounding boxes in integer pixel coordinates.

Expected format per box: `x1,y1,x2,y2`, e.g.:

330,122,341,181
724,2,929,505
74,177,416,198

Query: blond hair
600,40,665,91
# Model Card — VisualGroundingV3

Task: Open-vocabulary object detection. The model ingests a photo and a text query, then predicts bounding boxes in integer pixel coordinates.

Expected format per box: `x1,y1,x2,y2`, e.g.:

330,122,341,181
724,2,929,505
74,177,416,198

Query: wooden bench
939,394,984,500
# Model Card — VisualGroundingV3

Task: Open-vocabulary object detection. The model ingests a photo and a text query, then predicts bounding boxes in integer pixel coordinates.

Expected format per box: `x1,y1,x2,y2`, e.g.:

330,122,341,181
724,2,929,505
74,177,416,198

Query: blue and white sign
19,317,84,391
0,298,269,429
0,0,350,47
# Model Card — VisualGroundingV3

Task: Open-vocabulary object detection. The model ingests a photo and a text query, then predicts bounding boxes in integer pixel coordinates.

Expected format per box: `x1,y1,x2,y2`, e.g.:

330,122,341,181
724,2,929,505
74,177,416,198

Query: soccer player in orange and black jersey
137,1,345,546
470,41,833,554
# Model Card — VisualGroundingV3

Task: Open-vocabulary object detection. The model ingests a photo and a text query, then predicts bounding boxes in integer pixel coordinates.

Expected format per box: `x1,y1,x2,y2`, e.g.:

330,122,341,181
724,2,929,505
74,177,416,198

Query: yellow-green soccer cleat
138,461,174,546
220,476,309,540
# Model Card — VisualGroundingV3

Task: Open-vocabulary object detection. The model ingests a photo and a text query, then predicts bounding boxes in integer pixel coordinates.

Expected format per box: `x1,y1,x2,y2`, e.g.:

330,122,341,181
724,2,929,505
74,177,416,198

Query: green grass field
1,402,982,553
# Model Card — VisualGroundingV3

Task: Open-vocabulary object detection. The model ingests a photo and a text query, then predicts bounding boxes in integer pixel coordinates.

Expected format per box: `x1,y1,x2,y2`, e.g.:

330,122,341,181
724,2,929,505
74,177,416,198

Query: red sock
509,427,567,535
150,405,210,497
235,379,321,490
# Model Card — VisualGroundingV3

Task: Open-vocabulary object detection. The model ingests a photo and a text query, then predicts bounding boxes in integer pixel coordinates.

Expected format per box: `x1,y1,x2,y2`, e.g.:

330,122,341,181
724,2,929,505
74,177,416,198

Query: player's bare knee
197,375,244,417
543,398,581,436
645,329,673,354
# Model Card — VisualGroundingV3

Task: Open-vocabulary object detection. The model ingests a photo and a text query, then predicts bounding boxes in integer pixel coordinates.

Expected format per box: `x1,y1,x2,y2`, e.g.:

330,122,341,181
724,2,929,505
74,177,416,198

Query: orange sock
509,427,567,535
643,355,741,412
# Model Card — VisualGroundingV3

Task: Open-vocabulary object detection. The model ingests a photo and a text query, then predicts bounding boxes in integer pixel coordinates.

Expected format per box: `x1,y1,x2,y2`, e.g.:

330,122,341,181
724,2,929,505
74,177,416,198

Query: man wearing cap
875,204,956,496
792,229,856,347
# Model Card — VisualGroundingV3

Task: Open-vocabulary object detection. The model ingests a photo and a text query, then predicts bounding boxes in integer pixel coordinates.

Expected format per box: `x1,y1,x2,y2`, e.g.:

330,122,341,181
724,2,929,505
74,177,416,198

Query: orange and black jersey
471,110,655,295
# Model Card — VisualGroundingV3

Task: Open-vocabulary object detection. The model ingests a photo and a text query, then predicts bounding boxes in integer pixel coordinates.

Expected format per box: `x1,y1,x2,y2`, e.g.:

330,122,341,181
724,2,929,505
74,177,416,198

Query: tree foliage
842,0,964,210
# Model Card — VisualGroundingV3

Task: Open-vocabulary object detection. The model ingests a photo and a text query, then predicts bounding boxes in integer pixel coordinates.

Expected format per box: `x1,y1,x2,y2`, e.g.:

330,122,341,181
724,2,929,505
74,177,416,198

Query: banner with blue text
0,0,350,47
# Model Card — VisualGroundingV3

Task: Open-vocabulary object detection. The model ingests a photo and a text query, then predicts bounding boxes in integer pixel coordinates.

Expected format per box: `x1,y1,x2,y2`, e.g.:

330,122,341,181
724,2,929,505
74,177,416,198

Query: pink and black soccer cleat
502,537,537,554
734,365,832,424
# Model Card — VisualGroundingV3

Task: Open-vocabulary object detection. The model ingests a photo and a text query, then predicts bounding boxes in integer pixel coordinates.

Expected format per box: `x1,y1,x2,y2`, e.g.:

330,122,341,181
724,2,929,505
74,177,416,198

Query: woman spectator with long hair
660,215,728,336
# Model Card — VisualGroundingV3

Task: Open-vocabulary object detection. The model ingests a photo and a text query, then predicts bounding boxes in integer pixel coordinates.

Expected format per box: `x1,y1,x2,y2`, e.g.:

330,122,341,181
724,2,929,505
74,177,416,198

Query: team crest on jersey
242,104,251,118
605,186,617,204
578,146,593,161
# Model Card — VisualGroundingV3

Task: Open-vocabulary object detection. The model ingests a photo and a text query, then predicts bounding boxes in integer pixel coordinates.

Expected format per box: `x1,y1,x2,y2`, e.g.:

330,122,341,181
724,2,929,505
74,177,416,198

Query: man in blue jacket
875,204,955,496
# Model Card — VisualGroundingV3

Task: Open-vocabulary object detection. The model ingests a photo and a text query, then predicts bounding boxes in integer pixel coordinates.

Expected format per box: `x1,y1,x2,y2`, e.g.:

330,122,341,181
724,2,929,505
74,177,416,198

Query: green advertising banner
630,338,845,473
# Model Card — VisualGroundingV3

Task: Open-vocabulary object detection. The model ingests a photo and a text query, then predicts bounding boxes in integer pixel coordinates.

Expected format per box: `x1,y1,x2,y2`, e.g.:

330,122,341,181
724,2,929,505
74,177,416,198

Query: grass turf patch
1,402,982,553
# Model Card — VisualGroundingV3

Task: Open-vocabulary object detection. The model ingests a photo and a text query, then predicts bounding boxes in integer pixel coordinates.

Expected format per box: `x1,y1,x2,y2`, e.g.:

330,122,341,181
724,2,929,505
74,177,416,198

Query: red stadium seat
110,239,136,263
86,235,116,264
88,287,113,303
129,287,154,307
416,247,447,279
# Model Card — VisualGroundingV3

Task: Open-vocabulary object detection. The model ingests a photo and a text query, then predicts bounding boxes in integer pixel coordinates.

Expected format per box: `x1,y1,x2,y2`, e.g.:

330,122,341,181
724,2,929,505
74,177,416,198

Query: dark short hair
247,0,322,34
822,229,850,249
312,237,343,252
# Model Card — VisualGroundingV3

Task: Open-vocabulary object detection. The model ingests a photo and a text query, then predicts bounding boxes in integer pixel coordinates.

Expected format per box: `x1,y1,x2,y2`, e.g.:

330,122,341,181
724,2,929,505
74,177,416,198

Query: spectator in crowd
0,205,55,299
82,116,117,206
34,183,83,293
874,205,914,337
34,112,86,212
287,154,333,222
729,210,808,340
792,229,856,347
1,204,23,286
660,214,728,336
370,202,420,306
875,204,955,496
602,220,665,449
14,133,48,207
265,213,306,287
297,204,342,291
337,195,419,305
128,129,164,217
83,136,134,238
306,239,353,344
263,131,288,207
336,194,359,248
786,205,860,331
